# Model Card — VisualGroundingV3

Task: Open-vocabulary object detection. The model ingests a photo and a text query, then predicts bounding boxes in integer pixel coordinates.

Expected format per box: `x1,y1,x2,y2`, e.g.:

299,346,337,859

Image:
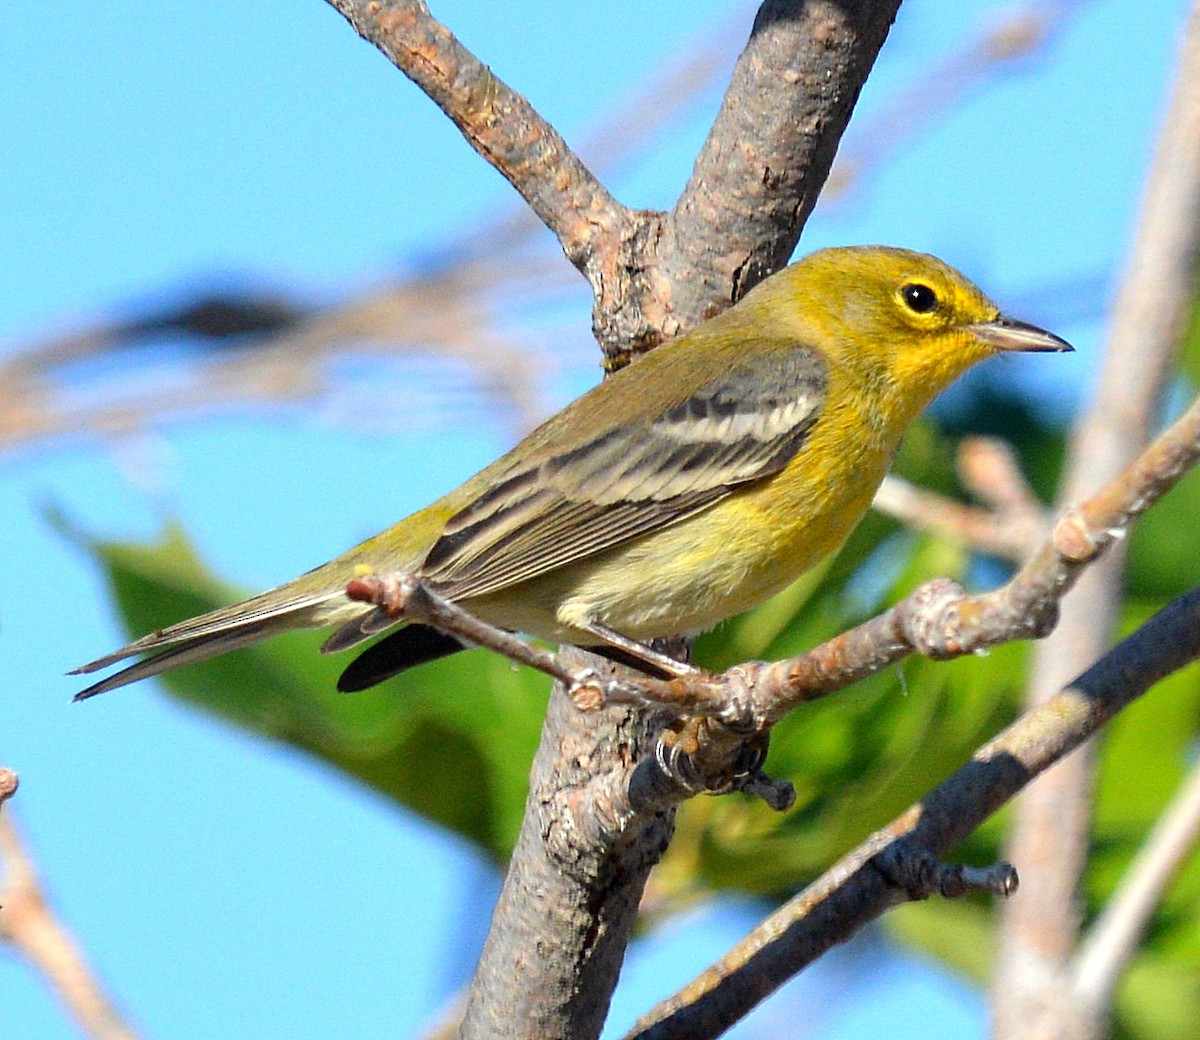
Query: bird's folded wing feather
421,344,828,600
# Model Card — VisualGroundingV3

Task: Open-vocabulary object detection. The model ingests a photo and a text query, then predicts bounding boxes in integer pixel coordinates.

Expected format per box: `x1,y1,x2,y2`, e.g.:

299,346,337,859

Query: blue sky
1,1,1190,1037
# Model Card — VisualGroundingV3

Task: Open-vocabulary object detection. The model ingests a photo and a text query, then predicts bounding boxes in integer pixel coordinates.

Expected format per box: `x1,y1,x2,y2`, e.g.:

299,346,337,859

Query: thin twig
994,4,1200,1034
956,437,1044,521
345,573,591,690
0,263,560,452
1070,759,1200,1023
0,773,142,1040
0,768,15,803
872,474,1035,561
872,438,1046,562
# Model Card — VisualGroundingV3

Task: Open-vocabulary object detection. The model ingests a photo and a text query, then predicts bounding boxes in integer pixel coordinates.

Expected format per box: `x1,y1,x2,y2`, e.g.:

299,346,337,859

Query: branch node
901,577,970,658
713,665,760,731
874,838,1020,900
0,768,17,805
567,672,606,712
1052,508,1105,563
1029,599,1062,639
730,768,797,812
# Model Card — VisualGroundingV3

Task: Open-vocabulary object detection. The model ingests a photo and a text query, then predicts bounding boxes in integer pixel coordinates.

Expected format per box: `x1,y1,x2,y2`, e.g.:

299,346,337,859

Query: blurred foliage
57,517,550,858
69,382,1200,1040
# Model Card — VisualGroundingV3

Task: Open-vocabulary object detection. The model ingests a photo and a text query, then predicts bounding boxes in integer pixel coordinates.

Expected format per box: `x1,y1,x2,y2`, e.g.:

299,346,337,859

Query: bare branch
462,10,749,260
872,474,1019,556
457,677,677,1040
994,3,1200,1032
0,768,15,804
0,258,563,454
1070,759,1200,1028
873,458,1051,566
872,438,1047,561
0,774,142,1040
957,436,1045,525
344,572,591,690
625,584,1200,1040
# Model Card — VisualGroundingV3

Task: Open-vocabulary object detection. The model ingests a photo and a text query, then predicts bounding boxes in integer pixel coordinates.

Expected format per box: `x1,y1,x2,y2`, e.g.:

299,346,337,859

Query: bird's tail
71,576,366,701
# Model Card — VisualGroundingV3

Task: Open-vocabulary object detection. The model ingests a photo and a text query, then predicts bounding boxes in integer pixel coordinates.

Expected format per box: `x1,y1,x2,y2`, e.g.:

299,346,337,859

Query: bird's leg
577,619,702,679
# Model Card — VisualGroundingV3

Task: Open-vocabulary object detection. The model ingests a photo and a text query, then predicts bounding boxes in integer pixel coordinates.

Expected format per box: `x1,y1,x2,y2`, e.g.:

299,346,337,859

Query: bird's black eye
901,283,938,314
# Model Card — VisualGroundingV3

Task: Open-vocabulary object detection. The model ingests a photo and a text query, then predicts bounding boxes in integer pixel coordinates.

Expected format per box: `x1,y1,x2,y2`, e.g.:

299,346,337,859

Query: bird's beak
970,316,1074,353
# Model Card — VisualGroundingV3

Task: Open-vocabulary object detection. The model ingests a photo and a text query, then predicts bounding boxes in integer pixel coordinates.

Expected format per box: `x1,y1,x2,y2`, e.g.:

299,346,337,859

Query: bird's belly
467,451,889,644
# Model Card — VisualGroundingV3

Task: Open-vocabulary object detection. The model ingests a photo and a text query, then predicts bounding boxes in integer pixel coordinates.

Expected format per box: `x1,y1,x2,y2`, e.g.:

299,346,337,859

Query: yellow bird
74,246,1070,699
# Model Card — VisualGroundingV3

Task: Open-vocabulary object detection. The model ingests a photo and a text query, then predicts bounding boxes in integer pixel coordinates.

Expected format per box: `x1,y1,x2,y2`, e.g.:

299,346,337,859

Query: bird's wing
421,345,828,600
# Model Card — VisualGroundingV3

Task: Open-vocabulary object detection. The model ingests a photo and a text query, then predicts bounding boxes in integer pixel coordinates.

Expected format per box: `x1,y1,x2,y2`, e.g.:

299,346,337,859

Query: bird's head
755,245,1072,422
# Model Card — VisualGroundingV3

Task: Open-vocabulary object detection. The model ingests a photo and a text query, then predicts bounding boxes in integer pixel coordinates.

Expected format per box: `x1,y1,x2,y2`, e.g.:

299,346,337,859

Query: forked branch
624,582,1200,1040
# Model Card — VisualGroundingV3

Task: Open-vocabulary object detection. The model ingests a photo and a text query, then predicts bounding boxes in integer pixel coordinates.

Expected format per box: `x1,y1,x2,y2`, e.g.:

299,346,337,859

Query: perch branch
625,584,1200,1040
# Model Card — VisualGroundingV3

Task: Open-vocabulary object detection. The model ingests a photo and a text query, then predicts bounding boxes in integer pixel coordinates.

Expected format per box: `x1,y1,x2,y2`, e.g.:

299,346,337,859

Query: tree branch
326,1,905,369
625,584,1200,1040
994,2,1200,1032
1070,757,1200,1030
872,437,1047,562
457,670,677,1040
0,767,16,806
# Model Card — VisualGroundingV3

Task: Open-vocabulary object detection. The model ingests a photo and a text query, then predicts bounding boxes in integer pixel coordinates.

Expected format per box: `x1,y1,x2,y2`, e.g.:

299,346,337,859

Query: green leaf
61,516,548,860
